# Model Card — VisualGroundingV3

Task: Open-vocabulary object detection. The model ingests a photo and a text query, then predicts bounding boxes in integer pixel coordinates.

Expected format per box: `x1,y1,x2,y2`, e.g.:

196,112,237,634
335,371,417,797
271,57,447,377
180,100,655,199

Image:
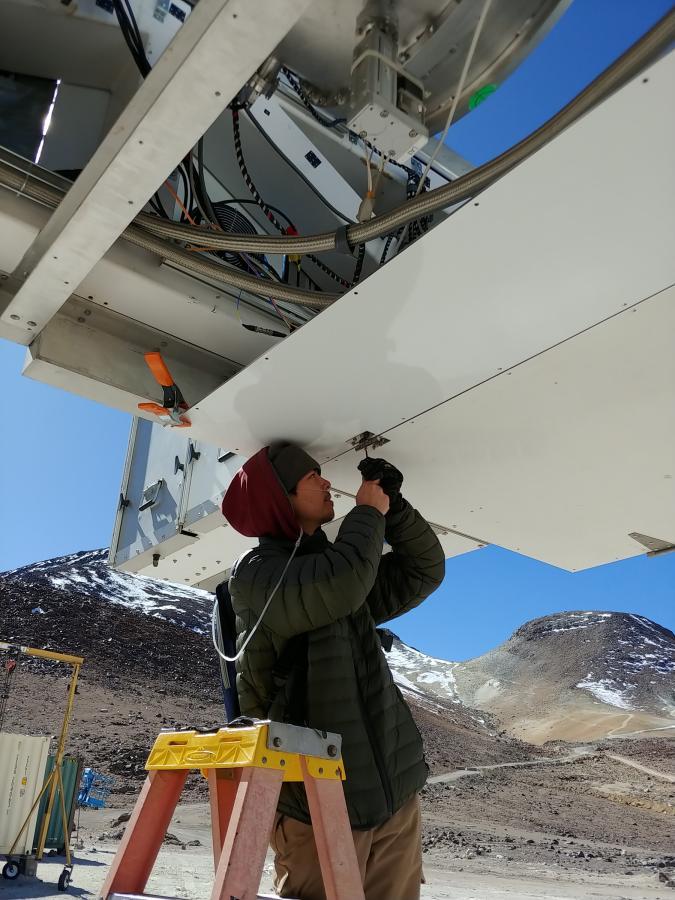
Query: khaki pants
271,793,423,900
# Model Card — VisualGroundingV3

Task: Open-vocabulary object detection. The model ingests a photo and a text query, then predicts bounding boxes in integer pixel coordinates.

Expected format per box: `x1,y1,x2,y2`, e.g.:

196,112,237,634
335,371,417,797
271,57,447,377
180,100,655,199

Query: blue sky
1,0,673,661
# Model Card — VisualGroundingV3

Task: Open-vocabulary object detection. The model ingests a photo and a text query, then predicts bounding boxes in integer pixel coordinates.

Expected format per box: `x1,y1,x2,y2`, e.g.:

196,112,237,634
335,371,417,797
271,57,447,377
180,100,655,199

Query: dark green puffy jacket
229,499,445,829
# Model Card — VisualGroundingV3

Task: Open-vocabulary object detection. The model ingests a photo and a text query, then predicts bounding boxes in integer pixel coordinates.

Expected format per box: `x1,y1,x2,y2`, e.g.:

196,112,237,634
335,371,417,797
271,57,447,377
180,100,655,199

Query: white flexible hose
416,0,493,196
211,530,303,664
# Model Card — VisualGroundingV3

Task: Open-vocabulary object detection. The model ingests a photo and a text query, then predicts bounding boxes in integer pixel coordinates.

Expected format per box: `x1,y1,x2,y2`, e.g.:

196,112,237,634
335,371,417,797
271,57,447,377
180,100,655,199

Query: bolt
272,737,282,748
27,320,37,326
327,744,338,757
10,314,20,320
359,130,368,138
379,109,389,118
409,129,417,138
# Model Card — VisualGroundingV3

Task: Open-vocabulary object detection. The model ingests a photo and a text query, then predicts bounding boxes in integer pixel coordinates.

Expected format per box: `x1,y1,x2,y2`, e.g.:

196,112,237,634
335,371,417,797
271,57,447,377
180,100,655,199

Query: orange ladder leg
207,768,242,868
210,766,284,900
99,769,187,898
302,758,365,900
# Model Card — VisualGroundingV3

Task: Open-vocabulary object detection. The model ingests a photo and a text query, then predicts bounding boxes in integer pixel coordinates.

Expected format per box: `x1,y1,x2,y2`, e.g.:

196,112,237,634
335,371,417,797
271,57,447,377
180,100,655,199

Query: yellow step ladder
99,721,364,900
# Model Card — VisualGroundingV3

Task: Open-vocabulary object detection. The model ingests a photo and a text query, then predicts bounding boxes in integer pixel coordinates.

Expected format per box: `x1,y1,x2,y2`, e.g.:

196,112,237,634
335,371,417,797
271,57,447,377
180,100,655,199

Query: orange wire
163,179,198,226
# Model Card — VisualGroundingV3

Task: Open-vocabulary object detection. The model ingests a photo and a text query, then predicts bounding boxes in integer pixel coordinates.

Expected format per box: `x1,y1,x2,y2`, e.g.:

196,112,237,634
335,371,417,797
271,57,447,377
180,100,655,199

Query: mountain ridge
2,549,674,745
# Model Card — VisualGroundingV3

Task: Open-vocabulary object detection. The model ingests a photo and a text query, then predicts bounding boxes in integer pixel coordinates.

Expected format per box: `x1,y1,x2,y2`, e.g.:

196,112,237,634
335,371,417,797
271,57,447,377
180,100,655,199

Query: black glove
357,457,403,504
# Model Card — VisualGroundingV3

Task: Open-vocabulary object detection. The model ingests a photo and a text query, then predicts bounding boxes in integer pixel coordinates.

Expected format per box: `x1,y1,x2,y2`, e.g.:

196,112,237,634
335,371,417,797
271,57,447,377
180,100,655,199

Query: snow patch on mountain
385,639,461,706
10,548,215,633
576,676,633,710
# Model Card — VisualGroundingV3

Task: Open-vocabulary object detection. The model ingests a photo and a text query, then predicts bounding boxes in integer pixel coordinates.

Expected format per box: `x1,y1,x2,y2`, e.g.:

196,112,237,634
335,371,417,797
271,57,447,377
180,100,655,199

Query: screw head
84,309,91,316
409,129,417,138
27,320,37,326
272,736,282,748
327,744,338,757
387,149,396,157
379,109,389,118
359,130,368,138
10,314,20,320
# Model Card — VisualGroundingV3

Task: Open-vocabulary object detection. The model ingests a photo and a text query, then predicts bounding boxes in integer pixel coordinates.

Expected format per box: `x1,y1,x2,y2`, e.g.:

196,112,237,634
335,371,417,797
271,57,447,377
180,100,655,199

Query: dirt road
605,753,675,783
428,747,595,784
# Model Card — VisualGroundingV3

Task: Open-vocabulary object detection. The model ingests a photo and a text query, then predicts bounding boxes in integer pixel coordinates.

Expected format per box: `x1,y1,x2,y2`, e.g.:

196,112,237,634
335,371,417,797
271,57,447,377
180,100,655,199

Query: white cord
415,0,493,196
211,529,303,664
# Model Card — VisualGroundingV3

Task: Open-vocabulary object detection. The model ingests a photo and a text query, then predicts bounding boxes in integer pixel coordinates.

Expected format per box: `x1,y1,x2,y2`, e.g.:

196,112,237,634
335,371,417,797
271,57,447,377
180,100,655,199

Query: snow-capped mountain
2,548,215,633
451,610,675,743
2,551,673,744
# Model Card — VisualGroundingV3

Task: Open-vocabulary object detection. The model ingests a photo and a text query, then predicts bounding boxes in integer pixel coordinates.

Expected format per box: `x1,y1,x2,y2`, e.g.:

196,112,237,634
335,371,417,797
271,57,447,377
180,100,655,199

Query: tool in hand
137,351,191,427
357,457,403,502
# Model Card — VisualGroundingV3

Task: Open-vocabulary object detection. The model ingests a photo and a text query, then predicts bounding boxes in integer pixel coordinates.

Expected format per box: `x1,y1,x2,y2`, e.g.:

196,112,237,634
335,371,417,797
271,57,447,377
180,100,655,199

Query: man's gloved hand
358,457,404,506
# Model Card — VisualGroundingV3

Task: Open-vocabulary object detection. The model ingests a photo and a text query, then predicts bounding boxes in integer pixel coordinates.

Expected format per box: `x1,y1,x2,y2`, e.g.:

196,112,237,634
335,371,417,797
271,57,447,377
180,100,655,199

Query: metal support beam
0,0,314,343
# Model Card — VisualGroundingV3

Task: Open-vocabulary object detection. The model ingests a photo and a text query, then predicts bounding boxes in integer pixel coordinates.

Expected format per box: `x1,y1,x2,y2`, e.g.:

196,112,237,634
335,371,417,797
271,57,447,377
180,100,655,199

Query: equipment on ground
77,768,115,810
0,641,84,892
101,720,363,900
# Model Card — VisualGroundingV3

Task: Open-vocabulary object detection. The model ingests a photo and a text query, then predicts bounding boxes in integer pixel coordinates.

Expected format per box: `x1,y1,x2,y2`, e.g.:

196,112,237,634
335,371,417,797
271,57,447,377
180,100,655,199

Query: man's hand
357,458,403,502
356,480,390,516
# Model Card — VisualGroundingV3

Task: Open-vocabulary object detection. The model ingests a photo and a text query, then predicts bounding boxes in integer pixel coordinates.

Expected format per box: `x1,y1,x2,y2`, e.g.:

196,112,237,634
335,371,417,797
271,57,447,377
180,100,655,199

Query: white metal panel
325,286,675,571
0,732,51,855
0,0,314,341
188,51,675,460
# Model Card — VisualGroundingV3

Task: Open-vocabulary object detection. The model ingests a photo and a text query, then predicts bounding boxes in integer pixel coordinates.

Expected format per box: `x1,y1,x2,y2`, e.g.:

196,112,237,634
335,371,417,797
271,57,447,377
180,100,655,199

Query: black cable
232,108,349,289
232,108,292,233
245,108,355,226
352,243,366,286
113,0,151,78
281,67,345,129
380,227,403,265
196,138,219,225
306,254,351,289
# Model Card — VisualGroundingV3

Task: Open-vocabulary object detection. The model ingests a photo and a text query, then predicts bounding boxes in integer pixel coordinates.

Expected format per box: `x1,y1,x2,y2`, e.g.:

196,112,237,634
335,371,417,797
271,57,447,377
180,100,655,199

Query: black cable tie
334,225,354,256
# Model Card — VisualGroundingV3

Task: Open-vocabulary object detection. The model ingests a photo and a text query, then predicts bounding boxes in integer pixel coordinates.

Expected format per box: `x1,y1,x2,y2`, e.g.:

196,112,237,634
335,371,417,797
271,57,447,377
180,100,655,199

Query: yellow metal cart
0,640,83,891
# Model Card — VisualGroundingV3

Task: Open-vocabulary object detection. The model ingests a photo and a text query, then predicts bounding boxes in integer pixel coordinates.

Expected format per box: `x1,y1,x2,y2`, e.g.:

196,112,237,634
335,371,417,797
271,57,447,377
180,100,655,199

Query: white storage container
0,732,51,855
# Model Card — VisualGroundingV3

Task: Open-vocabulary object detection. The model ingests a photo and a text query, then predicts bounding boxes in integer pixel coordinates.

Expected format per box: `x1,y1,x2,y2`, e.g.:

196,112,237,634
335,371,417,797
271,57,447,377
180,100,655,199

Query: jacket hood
221,446,300,540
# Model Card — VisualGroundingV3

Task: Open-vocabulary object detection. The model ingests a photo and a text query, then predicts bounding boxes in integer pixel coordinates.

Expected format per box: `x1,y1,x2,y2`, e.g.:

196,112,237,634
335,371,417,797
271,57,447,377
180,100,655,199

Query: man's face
290,470,334,532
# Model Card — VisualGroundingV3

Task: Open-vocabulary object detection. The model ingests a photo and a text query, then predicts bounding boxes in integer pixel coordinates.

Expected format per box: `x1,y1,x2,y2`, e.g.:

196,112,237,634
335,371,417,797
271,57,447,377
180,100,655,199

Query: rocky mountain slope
2,551,673,752
0,549,540,795
450,611,675,743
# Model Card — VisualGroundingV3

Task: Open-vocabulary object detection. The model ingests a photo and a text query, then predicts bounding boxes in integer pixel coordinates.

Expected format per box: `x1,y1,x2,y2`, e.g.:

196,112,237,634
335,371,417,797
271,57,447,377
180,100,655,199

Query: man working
221,441,445,900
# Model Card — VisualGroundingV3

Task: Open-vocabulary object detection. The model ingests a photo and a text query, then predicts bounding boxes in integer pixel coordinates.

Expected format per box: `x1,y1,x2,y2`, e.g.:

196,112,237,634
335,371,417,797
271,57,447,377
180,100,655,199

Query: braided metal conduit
0,163,338,308
133,9,674,255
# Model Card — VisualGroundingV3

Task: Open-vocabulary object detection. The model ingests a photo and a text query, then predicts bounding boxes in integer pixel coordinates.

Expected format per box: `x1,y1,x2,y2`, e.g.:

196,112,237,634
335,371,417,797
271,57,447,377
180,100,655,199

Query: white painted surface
0,732,51,855
323,286,675,571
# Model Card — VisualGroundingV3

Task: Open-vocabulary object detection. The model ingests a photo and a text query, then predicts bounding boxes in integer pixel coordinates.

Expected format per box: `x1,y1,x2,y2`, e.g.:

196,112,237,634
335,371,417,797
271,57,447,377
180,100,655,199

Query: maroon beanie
222,446,302,540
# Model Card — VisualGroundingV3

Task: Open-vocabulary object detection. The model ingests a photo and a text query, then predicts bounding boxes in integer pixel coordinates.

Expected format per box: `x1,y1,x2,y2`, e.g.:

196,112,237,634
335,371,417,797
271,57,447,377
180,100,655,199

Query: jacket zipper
349,620,394,818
